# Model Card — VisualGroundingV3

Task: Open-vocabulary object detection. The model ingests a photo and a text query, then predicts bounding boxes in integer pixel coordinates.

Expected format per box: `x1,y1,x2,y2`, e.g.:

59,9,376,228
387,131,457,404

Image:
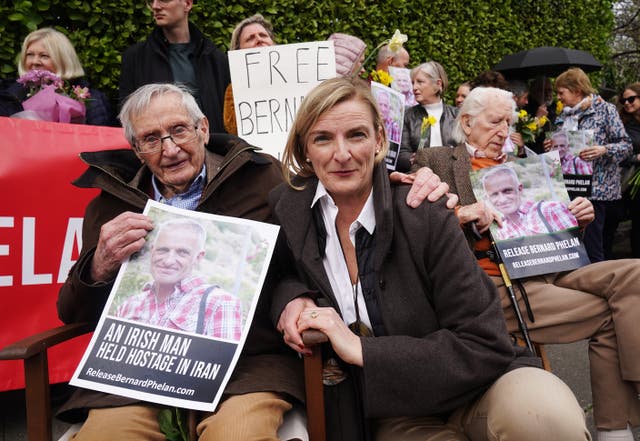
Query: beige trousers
376,367,590,441
493,259,640,430
70,391,292,441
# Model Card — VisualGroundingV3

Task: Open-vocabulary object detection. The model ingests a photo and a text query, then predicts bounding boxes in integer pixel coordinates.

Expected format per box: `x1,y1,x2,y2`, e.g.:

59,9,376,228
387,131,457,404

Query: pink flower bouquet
17,70,89,123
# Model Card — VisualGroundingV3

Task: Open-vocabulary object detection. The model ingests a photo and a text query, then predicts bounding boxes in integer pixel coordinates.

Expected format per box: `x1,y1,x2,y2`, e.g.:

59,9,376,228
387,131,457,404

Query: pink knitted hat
328,33,367,77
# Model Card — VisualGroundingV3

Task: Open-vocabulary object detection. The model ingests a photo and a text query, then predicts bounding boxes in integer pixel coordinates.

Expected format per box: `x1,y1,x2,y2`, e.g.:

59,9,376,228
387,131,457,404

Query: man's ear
199,116,210,140
461,115,472,136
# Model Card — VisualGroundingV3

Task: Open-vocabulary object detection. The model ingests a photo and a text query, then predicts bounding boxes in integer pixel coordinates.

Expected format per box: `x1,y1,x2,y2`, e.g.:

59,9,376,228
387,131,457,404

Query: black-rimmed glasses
620,95,639,105
135,124,199,154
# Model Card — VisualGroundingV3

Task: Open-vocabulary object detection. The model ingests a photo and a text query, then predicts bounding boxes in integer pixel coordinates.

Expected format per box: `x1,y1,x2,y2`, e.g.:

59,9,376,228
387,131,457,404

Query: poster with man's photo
70,200,280,411
389,66,417,106
548,129,594,198
470,152,590,279
371,81,405,171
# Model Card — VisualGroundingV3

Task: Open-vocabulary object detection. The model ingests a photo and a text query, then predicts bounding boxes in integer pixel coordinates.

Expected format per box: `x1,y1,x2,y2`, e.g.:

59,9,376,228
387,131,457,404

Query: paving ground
1,222,637,440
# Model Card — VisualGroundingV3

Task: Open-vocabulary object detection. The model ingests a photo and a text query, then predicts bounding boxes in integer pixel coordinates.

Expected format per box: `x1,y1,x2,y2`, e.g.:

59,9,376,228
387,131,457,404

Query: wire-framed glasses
135,124,199,154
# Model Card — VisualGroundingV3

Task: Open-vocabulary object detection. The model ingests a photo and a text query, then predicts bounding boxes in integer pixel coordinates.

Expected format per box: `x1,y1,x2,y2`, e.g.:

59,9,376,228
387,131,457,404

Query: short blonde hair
281,77,388,188
17,28,84,80
555,68,595,97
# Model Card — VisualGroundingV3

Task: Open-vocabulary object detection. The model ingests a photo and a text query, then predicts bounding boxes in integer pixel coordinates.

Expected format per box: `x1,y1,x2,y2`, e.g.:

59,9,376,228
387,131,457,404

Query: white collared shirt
311,182,375,330
424,100,444,147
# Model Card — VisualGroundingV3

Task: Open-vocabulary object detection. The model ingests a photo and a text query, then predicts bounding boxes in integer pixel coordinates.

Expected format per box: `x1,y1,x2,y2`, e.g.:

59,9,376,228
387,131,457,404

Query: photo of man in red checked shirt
551,130,593,175
115,218,242,341
482,165,578,241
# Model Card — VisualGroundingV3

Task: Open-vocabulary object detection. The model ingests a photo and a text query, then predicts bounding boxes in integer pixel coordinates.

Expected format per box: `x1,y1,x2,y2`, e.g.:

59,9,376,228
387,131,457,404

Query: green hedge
1,0,615,103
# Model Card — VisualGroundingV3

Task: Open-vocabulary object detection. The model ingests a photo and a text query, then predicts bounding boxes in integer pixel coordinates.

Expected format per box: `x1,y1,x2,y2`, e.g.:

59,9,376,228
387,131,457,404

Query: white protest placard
70,200,280,411
229,41,337,159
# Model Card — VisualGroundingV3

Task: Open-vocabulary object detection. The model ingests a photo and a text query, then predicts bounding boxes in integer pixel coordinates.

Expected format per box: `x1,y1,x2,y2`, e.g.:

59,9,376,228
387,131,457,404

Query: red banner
0,117,130,391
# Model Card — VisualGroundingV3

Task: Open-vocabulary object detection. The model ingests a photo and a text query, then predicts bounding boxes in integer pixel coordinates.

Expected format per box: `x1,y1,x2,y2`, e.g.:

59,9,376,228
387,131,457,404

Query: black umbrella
493,46,602,79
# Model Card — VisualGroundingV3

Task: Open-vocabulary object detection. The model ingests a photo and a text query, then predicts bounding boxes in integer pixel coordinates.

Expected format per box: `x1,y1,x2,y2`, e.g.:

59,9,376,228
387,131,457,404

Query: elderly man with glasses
55,83,298,440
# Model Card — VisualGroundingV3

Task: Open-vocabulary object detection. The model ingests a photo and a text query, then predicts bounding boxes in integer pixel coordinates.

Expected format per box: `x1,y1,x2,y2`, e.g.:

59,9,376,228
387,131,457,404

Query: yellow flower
518,109,528,119
526,121,538,131
371,69,393,87
421,115,437,131
388,29,408,53
538,115,549,127
556,101,564,114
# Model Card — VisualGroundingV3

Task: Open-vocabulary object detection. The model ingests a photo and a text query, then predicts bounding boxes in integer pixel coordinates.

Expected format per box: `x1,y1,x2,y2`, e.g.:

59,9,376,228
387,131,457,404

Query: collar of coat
74,133,270,209
271,162,395,281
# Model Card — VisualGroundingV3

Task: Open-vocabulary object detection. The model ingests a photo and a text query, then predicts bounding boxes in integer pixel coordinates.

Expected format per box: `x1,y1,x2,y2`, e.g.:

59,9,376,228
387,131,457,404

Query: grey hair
508,79,529,98
376,44,393,65
481,165,520,193
118,83,205,146
410,61,449,96
451,86,515,143
229,14,275,50
154,218,207,252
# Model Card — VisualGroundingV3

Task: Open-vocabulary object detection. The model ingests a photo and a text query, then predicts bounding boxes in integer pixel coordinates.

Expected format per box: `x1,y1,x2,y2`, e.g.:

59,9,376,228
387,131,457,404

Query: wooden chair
0,323,325,441
0,323,94,441
301,330,329,441
2,325,540,441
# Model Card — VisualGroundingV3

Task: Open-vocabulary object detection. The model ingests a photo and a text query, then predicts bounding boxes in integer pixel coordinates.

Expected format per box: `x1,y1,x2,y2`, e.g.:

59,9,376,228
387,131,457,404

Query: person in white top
397,61,458,172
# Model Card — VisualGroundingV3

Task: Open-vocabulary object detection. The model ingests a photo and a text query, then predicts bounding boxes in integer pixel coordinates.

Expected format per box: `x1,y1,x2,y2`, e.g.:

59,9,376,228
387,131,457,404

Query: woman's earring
305,157,311,163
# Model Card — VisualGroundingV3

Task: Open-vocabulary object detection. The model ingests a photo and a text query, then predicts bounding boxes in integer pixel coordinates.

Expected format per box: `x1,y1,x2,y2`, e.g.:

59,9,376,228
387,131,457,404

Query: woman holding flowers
397,61,458,172
0,27,113,126
618,82,640,257
549,68,632,262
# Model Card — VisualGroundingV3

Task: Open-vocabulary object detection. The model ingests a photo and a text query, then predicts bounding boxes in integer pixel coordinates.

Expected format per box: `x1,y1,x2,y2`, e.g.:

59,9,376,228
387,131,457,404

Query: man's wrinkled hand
390,167,458,209
568,197,594,228
90,212,154,282
457,201,502,233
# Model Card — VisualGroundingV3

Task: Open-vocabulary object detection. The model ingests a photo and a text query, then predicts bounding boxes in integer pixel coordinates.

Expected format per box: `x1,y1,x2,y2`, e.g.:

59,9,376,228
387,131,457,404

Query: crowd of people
3,1,640,440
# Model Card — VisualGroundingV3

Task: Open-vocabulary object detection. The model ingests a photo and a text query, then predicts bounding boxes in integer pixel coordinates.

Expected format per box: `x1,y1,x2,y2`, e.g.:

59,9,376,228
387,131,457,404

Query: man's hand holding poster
70,200,279,411
228,41,336,159
470,152,590,279
548,129,594,198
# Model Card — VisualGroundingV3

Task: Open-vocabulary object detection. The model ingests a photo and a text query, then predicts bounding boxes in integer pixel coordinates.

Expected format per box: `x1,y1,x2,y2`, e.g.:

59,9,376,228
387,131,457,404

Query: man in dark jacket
57,83,302,440
118,0,230,133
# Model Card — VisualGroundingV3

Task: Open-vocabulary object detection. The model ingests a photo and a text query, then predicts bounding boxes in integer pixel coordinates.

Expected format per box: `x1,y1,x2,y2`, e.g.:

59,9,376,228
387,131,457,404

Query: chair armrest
0,322,94,441
301,330,328,347
301,330,328,441
0,322,94,361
